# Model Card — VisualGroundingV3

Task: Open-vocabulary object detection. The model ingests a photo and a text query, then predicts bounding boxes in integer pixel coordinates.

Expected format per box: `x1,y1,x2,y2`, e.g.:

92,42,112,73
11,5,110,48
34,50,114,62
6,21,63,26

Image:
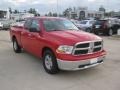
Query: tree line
9,6,120,18
9,8,40,16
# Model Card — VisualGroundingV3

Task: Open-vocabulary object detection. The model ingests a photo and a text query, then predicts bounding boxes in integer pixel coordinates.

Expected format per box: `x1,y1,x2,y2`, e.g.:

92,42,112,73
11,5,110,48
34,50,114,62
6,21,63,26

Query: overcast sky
0,0,120,14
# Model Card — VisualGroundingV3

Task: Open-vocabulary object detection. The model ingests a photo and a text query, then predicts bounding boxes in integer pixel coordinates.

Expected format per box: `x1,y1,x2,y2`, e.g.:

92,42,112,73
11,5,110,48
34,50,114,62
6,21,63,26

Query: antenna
57,0,59,17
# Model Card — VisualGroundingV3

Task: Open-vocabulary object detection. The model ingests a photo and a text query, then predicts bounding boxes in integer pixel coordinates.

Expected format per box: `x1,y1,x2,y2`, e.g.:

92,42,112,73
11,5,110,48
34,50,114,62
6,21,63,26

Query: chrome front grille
73,40,103,55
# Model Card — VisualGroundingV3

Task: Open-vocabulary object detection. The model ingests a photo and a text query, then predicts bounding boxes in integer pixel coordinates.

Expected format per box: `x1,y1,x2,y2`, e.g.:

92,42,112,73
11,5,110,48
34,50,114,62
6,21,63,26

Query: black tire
94,31,99,35
13,38,21,53
86,28,91,33
43,50,59,74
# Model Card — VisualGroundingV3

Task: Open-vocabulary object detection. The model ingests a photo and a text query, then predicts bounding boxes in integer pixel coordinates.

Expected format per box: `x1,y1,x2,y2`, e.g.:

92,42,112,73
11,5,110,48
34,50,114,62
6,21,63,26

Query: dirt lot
0,31,120,90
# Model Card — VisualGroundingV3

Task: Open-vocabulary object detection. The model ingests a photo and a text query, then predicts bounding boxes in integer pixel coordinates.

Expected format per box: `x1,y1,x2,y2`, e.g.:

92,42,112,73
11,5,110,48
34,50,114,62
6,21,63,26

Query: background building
69,7,104,20
0,10,7,19
0,9,34,20
10,13,34,20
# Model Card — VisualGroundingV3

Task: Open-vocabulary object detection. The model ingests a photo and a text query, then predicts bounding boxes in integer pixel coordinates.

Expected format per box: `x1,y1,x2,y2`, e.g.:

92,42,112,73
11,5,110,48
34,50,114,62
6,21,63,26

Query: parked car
11,19,25,28
77,20,96,32
0,22,3,30
0,19,15,30
92,18,120,36
113,16,120,23
10,17,106,74
70,19,81,28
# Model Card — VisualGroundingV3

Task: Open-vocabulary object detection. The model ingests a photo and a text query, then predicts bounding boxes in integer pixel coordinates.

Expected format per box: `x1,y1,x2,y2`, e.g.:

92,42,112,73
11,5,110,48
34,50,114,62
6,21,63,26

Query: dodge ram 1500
10,17,106,74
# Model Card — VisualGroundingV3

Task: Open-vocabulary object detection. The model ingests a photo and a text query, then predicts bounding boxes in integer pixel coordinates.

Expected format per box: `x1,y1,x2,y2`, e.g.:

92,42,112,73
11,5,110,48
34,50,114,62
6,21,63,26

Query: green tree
28,8,37,15
13,9,19,14
24,10,27,13
63,8,70,17
35,13,40,16
45,14,48,16
48,12,52,16
9,7,12,14
53,13,57,17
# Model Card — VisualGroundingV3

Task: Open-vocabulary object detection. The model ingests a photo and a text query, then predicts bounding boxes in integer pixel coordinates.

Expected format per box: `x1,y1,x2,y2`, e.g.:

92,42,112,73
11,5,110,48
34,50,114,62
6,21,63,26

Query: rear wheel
13,38,21,53
43,50,59,74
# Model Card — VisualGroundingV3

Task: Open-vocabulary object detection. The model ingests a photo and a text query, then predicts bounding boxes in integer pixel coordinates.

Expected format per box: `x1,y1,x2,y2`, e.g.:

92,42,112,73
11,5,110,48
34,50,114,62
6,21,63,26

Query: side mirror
29,27,40,32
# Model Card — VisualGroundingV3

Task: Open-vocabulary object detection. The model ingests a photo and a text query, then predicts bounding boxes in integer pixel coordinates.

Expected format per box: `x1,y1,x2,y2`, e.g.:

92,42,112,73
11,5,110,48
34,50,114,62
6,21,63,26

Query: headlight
56,45,73,54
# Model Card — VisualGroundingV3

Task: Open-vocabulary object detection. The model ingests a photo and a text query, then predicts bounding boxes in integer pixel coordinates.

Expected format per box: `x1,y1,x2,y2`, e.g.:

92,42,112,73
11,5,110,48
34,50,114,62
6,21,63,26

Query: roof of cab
27,16,67,20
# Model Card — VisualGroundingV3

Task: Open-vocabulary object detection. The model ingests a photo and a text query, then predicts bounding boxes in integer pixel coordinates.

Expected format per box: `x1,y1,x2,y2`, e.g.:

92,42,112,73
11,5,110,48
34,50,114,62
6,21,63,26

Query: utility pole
57,0,59,17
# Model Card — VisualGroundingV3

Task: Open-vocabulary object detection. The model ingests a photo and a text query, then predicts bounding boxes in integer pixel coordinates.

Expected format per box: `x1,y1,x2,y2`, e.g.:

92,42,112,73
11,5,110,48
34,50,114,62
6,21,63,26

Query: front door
21,19,32,52
26,19,42,57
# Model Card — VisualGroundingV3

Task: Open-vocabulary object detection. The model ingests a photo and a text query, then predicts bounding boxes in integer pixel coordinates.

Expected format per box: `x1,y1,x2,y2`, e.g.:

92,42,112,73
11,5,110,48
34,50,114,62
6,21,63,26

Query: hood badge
89,42,94,53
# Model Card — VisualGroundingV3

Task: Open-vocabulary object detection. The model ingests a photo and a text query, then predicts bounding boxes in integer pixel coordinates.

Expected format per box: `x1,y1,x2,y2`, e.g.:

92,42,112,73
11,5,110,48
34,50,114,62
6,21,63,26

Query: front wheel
43,50,59,74
94,31,99,35
86,28,91,33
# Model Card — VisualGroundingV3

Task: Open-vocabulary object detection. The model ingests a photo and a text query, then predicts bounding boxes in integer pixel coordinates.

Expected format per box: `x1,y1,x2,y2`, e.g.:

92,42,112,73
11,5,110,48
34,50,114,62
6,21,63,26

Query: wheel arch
41,47,56,58
12,35,16,41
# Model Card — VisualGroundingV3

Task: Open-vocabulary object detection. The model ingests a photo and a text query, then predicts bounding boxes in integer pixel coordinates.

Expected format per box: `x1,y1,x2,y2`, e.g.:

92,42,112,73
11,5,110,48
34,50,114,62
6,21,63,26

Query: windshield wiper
50,29,64,31
67,29,76,30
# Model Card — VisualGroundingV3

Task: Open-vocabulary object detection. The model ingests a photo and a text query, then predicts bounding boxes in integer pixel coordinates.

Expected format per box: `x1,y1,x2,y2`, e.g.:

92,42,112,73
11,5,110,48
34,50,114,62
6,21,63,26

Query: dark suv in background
92,18,120,36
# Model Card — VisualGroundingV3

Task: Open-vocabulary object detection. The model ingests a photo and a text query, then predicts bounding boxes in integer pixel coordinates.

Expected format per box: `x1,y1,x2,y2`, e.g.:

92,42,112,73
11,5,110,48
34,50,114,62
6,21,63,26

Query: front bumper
57,55,105,71
93,28,107,34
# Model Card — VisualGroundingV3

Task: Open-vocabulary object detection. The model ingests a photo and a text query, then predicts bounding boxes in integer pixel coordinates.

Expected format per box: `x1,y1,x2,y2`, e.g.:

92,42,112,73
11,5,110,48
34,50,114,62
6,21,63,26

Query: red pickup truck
10,17,106,74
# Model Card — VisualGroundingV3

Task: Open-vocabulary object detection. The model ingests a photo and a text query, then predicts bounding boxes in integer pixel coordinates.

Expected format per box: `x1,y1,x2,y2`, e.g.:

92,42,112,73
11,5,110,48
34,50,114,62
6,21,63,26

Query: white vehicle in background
105,17,120,31
113,16,120,23
0,19,15,30
11,19,25,28
0,22,3,30
104,17,120,25
78,20,96,32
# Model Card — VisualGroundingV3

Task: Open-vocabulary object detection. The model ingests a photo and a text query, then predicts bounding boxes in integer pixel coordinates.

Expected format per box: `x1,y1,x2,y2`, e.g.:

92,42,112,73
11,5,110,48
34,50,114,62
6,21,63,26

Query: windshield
71,20,79,24
80,21,87,24
95,20,107,25
43,19,79,31
89,21,95,24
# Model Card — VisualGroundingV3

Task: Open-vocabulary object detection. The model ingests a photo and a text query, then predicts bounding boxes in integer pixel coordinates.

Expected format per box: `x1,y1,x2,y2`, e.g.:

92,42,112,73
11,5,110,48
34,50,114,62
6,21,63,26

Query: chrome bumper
57,56,105,71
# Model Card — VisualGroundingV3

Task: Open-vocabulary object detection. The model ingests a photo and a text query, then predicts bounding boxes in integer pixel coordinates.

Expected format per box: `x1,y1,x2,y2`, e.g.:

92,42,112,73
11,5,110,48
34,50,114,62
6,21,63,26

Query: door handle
28,34,36,39
28,34,32,37
21,32,24,35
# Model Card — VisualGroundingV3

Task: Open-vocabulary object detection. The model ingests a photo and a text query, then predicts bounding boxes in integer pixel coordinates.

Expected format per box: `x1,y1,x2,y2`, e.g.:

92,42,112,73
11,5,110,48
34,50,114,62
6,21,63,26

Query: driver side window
24,19,32,30
30,20,40,32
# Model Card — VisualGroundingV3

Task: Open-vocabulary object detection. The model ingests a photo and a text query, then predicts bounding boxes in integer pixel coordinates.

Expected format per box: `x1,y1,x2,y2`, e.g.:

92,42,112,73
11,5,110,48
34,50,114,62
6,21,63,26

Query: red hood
46,30,102,45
